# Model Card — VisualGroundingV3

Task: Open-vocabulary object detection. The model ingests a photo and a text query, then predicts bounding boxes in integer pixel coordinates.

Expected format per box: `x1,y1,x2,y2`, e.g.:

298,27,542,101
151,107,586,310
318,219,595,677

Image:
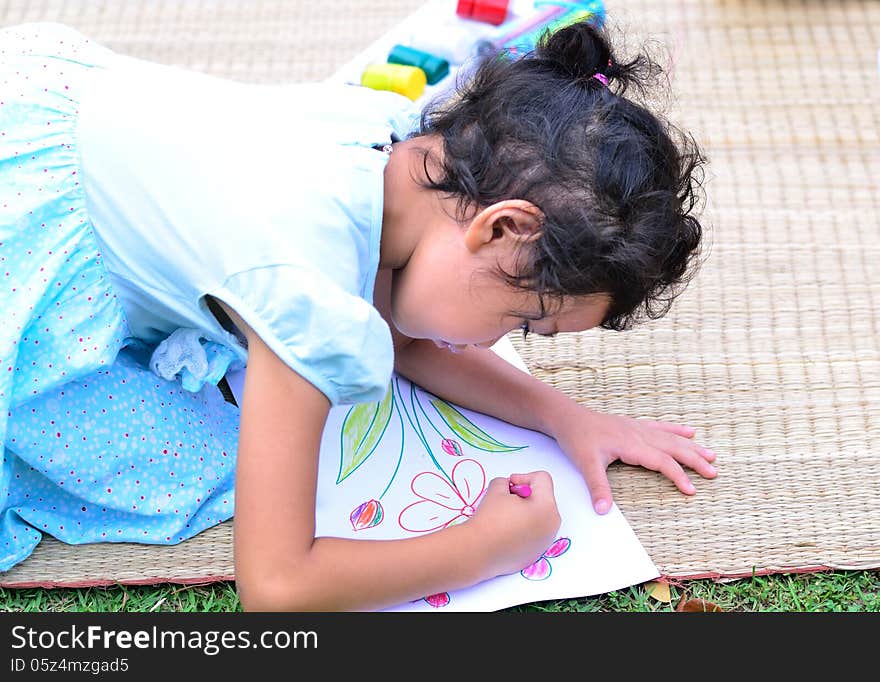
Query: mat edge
8,563,880,590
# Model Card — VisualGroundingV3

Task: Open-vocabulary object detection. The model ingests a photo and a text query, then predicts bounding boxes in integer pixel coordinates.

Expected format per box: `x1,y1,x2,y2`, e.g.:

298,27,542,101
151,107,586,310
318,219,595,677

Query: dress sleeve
214,265,394,406
371,88,422,140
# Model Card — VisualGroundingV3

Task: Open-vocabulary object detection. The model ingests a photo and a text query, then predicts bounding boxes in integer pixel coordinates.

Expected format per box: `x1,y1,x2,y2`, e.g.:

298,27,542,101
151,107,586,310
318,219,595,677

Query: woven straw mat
0,0,877,588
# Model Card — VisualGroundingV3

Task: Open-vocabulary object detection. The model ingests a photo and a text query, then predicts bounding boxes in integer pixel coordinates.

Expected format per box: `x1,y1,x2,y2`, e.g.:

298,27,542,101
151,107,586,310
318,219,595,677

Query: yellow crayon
361,62,427,101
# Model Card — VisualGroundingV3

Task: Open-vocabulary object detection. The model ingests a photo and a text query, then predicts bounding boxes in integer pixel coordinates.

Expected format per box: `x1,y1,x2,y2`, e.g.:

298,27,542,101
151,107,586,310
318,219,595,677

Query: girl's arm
393,337,572,438
393,334,716,512
372,272,717,515
219,300,559,611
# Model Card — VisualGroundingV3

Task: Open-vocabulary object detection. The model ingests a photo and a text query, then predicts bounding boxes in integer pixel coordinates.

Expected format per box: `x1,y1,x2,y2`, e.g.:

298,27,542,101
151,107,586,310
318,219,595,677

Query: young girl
0,20,715,610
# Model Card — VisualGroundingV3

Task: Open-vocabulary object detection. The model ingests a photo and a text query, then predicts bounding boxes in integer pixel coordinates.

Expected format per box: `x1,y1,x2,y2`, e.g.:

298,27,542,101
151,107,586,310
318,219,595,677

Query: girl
0,20,715,611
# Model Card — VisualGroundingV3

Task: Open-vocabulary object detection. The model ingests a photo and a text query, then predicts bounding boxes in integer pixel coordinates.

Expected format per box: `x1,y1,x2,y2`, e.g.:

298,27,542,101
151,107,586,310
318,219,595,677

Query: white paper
225,337,658,612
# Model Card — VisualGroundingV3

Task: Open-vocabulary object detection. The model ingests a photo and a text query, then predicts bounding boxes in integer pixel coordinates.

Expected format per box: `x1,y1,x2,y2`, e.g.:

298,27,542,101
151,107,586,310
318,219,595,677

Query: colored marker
477,1,606,57
456,0,510,26
361,62,427,101
486,4,566,49
388,44,450,85
509,482,532,498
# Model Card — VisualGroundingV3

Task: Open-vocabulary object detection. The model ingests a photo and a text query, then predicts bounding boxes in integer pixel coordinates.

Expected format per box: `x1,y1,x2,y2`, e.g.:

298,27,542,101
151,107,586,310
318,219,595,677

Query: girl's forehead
532,293,611,333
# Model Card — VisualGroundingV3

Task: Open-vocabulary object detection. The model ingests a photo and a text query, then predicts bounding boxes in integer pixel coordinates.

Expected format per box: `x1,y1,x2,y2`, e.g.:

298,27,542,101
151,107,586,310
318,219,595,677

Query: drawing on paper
521,537,572,581
423,592,451,608
337,377,525,532
398,458,486,532
337,376,575,607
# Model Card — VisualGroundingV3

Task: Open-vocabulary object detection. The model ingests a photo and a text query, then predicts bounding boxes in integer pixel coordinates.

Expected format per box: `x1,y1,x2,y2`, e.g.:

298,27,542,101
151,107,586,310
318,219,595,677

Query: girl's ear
464,200,543,252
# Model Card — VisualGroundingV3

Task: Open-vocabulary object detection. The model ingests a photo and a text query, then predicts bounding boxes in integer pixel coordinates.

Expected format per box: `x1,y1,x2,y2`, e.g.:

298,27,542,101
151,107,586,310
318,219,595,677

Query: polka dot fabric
0,24,240,571
5,347,239,564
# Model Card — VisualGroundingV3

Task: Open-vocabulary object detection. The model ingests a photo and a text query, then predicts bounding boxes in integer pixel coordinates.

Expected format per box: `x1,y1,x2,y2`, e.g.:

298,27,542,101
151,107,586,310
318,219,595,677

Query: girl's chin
433,339,466,353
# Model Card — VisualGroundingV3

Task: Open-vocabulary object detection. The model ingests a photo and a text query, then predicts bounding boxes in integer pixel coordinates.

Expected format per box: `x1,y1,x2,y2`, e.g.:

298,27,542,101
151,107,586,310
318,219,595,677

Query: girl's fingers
507,472,531,487
514,470,554,496
646,420,697,439
648,422,718,467
698,446,718,462
641,448,695,494
578,455,614,515
660,434,718,480
686,451,718,479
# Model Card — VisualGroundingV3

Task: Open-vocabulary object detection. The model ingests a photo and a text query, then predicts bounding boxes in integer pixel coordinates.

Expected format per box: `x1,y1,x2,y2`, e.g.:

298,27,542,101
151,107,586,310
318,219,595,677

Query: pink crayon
509,482,532,498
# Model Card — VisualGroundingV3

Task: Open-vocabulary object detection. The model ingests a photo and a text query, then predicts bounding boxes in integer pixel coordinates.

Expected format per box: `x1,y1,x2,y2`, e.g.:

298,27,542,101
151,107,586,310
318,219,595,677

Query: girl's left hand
550,403,718,515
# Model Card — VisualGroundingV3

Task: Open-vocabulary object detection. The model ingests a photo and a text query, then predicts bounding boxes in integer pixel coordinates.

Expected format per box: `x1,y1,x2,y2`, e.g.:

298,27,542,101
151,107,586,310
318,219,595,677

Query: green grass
2,570,878,612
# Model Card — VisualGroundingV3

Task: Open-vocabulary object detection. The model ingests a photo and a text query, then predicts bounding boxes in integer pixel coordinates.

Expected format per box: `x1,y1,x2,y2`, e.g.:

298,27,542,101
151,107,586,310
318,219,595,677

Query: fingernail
594,499,610,514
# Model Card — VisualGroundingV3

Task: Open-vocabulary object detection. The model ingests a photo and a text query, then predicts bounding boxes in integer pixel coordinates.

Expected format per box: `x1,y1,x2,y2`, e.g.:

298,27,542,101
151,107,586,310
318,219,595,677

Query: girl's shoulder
207,265,394,407
284,81,421,146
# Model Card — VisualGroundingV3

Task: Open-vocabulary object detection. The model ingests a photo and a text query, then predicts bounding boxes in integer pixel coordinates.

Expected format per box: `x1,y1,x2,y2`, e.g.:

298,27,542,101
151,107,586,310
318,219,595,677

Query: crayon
509,482,532,498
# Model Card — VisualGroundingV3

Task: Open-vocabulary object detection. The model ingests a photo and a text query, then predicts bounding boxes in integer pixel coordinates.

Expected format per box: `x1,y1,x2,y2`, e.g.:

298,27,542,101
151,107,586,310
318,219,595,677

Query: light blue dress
0,22,419,571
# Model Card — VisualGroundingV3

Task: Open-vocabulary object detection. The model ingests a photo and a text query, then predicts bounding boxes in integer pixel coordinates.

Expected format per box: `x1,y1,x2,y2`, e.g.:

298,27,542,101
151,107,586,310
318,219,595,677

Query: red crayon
508,482,531,498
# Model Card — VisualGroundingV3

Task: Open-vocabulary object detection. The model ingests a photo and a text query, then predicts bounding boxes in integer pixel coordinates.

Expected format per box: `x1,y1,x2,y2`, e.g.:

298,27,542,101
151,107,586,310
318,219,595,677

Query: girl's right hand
470,470,561,578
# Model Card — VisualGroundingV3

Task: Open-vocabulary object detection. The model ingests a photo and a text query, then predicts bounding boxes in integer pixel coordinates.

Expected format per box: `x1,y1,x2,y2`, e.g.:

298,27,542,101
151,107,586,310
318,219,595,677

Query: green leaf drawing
430,398,525,453
337,384,394,483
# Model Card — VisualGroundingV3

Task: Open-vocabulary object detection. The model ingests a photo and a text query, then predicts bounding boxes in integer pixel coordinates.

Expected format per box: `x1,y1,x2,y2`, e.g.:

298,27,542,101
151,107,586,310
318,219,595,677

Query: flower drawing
441,437,463,457
349,498,384,531
520,537,572,581
398,459,486,533
423,592,451,608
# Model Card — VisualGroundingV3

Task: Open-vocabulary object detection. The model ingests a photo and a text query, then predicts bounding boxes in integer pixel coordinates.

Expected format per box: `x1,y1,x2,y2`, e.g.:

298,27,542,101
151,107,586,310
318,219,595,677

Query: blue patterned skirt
0,23,239,572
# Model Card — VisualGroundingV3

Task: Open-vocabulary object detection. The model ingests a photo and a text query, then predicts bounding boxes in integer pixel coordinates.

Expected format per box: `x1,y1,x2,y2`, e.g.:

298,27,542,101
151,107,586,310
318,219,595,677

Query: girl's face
388,227,610,352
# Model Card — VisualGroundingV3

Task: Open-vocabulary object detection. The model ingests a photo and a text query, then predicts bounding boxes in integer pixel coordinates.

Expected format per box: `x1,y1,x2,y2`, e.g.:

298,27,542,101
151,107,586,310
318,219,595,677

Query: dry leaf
675,596,723,612
645,580,672,603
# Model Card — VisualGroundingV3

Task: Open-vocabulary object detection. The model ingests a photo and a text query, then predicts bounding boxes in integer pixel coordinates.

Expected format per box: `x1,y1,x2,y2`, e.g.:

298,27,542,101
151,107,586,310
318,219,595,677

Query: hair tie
593,58,613,86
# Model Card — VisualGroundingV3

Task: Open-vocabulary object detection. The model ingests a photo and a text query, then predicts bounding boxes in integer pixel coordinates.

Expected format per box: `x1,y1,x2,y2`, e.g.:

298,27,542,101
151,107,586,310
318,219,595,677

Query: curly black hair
413,20,707,331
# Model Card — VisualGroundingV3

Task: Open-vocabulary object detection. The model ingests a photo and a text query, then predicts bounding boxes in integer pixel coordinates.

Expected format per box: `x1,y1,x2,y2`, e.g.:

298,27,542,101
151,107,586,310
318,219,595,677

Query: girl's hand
551,404,718,515
470,471,561,577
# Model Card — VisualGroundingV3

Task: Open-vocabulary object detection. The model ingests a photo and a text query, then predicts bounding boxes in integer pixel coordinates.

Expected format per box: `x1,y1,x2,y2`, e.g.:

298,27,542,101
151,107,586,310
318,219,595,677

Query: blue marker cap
388,44,450,85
